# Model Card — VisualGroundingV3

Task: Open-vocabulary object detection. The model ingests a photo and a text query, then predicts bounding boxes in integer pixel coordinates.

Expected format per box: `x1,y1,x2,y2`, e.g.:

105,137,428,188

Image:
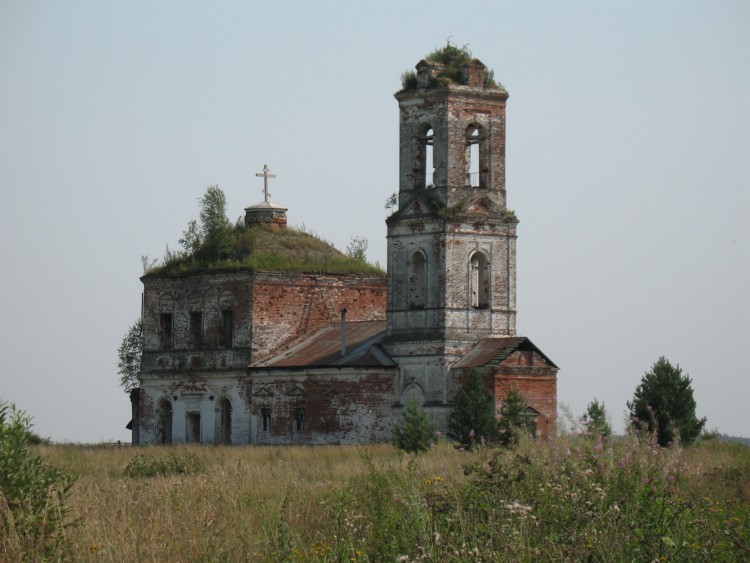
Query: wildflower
469,429,476,438
432,532,441,544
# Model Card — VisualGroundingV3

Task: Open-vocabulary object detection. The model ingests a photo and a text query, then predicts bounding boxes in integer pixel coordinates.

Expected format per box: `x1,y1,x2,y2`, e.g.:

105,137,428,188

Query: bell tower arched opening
465,124,487,188
415,124,435,189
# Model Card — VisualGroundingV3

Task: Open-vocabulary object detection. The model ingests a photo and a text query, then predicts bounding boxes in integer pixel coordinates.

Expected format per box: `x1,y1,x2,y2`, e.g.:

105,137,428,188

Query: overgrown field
9,435,750,561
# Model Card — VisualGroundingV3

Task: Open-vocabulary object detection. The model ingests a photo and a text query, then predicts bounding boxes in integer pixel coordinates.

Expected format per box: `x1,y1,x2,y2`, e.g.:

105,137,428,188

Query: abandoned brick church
129,50,558,445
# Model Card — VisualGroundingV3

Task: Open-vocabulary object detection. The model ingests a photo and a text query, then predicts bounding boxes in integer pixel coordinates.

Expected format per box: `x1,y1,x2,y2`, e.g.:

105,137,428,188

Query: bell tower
384,49,519,418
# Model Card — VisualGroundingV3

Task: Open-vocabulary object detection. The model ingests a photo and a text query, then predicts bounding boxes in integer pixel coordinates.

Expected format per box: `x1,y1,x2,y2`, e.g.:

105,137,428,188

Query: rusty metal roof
452,336,559,369
251,320,393,368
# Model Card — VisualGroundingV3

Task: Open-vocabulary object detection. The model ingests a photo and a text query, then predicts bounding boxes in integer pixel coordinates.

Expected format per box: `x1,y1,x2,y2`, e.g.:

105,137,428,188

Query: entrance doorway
186,412,201,443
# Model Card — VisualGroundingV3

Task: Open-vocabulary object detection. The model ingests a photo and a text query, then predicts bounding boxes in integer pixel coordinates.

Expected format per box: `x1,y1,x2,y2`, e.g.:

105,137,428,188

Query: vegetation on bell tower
400,41,498,90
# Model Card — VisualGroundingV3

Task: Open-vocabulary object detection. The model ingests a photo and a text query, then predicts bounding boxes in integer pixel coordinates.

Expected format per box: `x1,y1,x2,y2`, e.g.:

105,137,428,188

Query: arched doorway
156,399,173,444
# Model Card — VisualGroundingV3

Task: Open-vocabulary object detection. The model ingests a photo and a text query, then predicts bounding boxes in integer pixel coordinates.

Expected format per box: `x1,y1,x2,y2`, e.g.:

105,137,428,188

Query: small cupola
244,164,288,227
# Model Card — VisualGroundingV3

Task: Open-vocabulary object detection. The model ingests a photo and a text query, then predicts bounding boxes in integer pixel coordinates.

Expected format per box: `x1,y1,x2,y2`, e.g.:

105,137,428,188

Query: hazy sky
1,1,748,442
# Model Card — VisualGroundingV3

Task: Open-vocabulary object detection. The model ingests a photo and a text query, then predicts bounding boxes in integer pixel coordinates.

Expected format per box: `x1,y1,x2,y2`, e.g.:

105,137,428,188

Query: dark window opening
221,310,234,348
189,311,203,349
409,251,426,309
261,408,272,432
294,407,305,432
159,313,173,350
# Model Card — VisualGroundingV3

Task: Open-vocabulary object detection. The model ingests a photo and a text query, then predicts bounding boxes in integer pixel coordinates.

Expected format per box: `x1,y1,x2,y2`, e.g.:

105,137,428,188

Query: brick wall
140,270,386,370
251,272,386,360
493,350,558,438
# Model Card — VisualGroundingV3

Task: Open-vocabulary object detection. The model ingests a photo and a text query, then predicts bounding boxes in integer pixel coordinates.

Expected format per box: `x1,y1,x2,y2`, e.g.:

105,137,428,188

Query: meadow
5,432,750,561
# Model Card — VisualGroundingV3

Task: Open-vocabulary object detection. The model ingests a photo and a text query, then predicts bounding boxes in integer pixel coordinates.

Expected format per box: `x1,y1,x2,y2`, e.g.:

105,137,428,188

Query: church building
129,49,558,445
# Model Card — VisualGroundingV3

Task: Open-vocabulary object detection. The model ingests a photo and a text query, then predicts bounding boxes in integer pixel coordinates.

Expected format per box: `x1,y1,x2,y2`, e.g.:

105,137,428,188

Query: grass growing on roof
151,224,384,276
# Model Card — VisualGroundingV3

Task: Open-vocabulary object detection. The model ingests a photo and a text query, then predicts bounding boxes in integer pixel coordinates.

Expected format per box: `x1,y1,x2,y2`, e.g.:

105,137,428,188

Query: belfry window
409,251,427,309
470,252,490,309
416,124,435,189
465,125,485,187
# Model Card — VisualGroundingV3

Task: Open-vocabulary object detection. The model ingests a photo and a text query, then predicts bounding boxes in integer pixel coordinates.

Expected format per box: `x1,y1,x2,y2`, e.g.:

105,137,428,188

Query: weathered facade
131,51,558,445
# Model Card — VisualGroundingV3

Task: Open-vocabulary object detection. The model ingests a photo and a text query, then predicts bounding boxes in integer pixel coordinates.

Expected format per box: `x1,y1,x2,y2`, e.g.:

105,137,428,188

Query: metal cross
255,164,276,203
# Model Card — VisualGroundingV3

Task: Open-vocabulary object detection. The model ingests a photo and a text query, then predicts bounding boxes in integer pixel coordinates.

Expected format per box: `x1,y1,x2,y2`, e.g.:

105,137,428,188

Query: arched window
465,125,485,187
409,251,427,309
470,252,490,309
218,397,232,444
156,399,173,444
416,124,435,189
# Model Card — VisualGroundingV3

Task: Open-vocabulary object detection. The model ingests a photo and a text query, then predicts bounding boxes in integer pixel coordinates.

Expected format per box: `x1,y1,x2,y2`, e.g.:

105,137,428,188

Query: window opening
425,128,434,187
159,313,173,350
218,398,232,444
470,252,490,308
261,408,272,432
417,125,435,188
186,412,201,443
294,407,305,432
409,251,426,309
221,310,234,348
157,400,172,444
189,311,203,349
466,127,481,187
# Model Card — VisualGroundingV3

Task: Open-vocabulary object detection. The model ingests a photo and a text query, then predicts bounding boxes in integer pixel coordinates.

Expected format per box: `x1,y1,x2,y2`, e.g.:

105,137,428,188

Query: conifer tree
497,387,533,448
391,398,436,455
627,357,706,446
447,369,498,448
582,398,611,438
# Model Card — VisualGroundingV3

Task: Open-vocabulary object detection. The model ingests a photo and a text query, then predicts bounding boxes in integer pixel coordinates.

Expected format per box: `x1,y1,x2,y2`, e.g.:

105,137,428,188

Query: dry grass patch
25,438,750,561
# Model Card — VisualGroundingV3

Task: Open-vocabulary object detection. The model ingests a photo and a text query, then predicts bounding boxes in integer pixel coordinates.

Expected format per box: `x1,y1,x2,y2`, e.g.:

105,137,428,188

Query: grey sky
1,1,748,442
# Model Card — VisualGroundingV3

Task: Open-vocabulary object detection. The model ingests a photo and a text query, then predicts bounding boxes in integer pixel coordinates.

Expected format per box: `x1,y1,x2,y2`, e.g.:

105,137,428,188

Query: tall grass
18,437,750,561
